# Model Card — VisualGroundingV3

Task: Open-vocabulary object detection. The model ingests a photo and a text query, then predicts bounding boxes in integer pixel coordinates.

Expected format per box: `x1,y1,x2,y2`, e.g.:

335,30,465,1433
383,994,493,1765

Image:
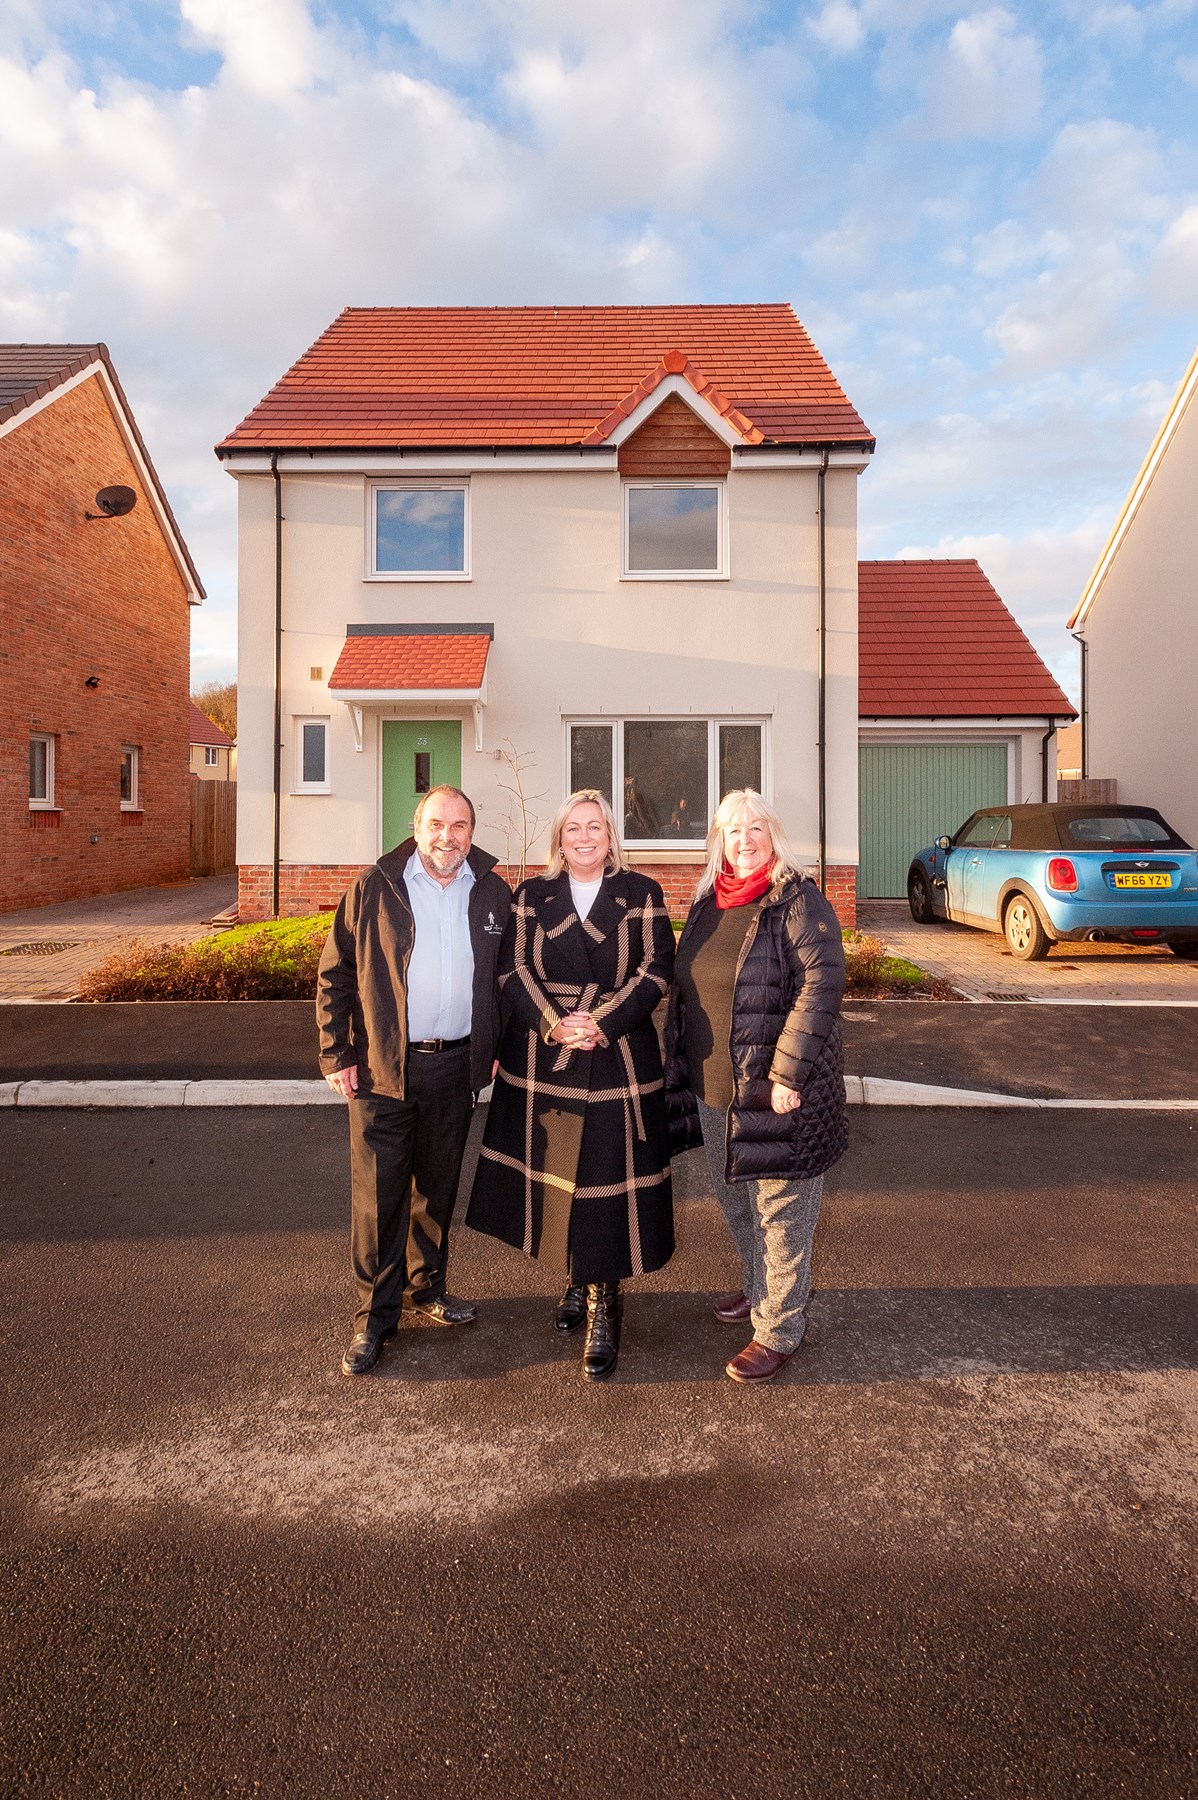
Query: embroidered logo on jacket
484,911,503,935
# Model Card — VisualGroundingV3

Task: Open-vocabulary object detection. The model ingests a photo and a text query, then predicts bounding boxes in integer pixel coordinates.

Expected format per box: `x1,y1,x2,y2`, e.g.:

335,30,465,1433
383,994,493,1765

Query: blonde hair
545,789,626,877
695,789,803,900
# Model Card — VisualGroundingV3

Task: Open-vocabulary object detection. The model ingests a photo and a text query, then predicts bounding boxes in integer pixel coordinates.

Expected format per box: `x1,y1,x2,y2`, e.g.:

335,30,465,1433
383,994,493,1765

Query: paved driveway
860,899,1198,1001
2,1104,1195,1796
0,876,235,1001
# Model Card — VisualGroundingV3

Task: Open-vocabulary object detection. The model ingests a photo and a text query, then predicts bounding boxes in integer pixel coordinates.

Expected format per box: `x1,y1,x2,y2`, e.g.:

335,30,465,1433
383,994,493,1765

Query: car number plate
1111,873,1171,888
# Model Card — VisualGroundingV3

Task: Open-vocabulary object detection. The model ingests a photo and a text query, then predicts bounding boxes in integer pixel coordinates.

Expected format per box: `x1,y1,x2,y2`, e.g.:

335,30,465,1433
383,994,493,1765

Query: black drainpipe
1040,717,1058,802
816,450,829,892
271,452,283,919
1070,629,1088,778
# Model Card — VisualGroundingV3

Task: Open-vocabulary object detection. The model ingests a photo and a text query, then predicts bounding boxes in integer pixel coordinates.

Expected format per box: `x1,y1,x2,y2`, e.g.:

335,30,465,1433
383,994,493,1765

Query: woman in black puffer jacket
664,789,847,1384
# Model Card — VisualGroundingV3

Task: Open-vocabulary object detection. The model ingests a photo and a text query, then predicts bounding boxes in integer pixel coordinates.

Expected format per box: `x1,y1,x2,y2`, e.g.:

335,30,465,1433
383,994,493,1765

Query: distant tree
193,680,237,740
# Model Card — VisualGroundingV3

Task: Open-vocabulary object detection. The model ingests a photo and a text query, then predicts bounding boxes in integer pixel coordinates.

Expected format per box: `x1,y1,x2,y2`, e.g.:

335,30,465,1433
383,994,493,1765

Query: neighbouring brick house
217,305,874,924
1,344,205,910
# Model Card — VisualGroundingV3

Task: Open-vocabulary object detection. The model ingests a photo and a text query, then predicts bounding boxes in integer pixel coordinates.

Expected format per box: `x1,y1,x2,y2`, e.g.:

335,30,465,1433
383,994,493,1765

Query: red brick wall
0,374,192,911
239,859,858,928
617,394,731,477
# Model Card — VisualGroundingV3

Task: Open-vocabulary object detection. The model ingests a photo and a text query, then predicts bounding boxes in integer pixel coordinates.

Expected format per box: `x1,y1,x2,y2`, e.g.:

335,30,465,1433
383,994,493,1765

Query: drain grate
0,941,83,957
986,990,1029,1001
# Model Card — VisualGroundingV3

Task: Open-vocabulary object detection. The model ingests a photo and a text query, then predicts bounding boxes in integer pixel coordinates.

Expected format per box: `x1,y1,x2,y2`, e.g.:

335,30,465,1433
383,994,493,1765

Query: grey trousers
697,1099,824,1354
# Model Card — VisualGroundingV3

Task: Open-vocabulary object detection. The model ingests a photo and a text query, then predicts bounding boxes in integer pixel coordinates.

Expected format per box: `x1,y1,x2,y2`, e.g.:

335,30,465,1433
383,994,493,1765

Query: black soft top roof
960,803,1190,852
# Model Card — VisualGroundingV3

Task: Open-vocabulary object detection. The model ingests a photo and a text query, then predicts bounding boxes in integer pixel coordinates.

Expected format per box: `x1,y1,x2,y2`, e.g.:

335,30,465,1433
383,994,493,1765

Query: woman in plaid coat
466,790,675,1380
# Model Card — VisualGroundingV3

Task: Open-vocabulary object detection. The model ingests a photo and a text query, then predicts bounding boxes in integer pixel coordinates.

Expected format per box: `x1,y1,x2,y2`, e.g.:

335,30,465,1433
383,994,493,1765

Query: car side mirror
936,835,952,851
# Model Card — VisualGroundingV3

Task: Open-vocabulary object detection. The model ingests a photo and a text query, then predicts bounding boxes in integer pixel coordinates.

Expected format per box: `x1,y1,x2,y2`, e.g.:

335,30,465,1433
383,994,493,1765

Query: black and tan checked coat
466,868,676,1282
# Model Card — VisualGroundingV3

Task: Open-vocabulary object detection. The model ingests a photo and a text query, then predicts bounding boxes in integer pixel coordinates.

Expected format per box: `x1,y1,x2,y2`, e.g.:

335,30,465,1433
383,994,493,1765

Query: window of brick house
29,733,56,809
120,745,139,809
204,746,219,767
622,482,725,578
566,718,765,847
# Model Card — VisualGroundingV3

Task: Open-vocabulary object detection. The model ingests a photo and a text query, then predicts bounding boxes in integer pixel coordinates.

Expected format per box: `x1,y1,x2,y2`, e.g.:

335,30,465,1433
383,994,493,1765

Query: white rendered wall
1083,387,1198,845
232,462,863,870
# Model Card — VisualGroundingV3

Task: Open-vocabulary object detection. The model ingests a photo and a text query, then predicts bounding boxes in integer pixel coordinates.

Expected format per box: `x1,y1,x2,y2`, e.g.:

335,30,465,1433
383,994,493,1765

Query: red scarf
714,862,772,910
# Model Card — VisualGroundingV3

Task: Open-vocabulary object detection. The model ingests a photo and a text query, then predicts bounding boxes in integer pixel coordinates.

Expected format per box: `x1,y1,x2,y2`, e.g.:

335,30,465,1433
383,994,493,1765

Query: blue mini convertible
906,803,1198,961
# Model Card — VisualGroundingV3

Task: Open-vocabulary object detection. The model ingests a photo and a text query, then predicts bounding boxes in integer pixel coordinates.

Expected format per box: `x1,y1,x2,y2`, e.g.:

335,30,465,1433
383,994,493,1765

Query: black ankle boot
582,1282,622,1381
554,1283,587,1332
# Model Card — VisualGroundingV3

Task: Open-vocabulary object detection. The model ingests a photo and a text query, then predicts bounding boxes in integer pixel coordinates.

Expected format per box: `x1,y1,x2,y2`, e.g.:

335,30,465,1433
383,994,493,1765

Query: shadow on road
372,1282,1198,1387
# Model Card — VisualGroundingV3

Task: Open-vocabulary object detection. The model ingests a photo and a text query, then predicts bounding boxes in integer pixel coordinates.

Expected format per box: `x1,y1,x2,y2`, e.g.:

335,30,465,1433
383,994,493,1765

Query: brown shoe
712,1290,752,1324
726,1340,794,1384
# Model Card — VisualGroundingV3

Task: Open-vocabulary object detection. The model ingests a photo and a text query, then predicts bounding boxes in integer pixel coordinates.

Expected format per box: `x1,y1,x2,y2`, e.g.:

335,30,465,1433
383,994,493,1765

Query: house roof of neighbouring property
189,700,233,747
859,560,1075,718
0,342,206,600
1068,340,1198,633
328,626,492,693
216,305,873,453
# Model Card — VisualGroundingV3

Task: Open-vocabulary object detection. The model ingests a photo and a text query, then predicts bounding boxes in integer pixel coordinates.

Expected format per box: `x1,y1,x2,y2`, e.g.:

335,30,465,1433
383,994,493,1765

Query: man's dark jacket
316,839,512,1098
664,873,848,1182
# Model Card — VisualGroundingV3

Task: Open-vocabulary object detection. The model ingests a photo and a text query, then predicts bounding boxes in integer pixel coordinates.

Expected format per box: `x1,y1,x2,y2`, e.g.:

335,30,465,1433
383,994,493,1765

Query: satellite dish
89,485,138,519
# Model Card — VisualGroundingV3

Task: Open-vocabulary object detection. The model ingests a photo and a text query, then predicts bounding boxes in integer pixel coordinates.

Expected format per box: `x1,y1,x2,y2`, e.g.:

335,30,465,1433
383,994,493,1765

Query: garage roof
859,560,1075,718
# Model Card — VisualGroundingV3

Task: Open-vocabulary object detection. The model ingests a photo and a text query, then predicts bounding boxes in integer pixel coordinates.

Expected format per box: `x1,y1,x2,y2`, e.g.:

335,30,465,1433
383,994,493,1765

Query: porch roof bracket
347,703,364,753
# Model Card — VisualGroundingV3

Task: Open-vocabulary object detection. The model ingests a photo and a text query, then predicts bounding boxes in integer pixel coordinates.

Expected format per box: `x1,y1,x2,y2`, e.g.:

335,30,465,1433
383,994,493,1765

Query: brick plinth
0,373,192,912
238,859,858,928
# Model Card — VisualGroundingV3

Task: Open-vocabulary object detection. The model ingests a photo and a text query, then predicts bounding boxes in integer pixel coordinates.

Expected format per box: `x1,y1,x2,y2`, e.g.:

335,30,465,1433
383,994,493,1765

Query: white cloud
925,8,1043,138
179,0,319,98
807,2,866,53
1152,202,1198,306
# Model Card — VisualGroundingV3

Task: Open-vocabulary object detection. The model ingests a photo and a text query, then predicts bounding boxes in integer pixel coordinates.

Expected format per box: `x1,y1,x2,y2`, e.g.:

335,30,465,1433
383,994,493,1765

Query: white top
402,852,476,1040
569,875,604,921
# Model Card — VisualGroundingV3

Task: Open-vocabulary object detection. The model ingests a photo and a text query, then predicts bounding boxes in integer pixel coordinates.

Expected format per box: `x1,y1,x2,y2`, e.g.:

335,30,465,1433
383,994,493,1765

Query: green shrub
78,914,334,1001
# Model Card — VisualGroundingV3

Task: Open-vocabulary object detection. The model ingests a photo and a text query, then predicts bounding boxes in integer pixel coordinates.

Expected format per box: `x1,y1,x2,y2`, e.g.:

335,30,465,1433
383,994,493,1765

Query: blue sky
3,0,1197,698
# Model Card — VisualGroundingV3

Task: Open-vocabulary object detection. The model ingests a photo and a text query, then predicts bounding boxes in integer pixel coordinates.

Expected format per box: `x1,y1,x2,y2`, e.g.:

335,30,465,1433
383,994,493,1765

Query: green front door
858,742,1009,899
381,720,462,852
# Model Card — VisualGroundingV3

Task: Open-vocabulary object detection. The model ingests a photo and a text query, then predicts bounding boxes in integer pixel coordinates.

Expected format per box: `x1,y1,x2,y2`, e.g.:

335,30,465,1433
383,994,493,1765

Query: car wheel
1004,894,1050,961
907,868,937,923
1168,941,1198,959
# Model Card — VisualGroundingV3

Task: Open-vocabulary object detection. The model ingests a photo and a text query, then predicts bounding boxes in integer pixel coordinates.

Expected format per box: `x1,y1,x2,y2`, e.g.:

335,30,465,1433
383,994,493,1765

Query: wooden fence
190,781,237,875
1056,778,1118,804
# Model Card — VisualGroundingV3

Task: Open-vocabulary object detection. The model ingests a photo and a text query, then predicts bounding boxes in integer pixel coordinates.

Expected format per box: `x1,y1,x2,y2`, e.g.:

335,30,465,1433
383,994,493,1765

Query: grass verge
77,915,334,1002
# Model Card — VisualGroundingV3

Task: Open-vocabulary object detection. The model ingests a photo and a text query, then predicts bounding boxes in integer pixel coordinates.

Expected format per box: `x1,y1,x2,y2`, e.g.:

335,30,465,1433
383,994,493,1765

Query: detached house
218,305,873,923
1068,343,1198,846
1,344,204,911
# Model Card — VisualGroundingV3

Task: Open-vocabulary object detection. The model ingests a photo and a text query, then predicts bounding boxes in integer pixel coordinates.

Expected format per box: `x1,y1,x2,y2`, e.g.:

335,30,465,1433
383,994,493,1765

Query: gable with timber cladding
616,394,731,477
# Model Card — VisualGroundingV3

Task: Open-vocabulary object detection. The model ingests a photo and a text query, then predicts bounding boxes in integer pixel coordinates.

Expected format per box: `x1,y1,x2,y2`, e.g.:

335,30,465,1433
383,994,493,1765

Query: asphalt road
2,1106,1196,1798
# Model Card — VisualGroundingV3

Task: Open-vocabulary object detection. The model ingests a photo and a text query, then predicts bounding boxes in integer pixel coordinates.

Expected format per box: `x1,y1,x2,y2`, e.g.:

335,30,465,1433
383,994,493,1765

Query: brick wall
617,393,731,477
239,859,858,928
0,374,192,911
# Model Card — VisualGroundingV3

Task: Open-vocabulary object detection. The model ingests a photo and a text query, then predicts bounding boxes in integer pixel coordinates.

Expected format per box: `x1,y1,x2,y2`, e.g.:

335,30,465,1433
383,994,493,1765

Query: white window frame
29,732,56,810
119,744,140,811
367,479,471,581
565,716,768,851
621,480,728,581
294,716,331,794
204,745,219,767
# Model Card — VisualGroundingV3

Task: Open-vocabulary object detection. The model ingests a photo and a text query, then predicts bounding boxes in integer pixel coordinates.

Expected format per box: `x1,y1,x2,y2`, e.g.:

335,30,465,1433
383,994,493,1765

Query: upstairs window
204,746,219,767
371,483,469,578
623,482,724,578
120,745,139,809
29,733,55,809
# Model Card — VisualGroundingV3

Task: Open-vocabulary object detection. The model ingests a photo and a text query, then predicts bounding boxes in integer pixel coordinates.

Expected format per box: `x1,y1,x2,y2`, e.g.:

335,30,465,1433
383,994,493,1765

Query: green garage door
858,743,1009,899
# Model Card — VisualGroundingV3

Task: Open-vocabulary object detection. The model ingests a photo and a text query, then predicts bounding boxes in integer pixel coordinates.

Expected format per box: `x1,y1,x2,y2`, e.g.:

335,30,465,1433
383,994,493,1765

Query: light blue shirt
403,852,475,1041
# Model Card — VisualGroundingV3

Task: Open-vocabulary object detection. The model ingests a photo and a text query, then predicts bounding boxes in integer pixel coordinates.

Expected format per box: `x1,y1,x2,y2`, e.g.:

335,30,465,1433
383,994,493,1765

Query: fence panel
190,781,237,875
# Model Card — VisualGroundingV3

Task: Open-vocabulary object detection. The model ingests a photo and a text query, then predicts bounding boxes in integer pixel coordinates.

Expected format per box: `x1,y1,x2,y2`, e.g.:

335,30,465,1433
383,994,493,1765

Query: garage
856,560,1077,900
858,741,1008,898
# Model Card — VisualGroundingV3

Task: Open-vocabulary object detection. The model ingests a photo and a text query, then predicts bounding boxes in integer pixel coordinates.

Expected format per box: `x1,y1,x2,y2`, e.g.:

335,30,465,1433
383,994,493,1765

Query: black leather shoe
554,1284,587,1332
582,1282,622,1381
340,1328,394,1376
411,1293,477,1326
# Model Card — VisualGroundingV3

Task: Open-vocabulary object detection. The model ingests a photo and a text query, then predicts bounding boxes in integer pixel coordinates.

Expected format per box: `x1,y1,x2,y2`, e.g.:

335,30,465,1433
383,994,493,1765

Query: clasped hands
550,1010,602,1052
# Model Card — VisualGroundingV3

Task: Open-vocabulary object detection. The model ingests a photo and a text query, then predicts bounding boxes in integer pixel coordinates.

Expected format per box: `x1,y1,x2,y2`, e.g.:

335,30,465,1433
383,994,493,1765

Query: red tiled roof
328,632,490,691
189,700,233,746
218,306,871,451
858,561,1076,718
